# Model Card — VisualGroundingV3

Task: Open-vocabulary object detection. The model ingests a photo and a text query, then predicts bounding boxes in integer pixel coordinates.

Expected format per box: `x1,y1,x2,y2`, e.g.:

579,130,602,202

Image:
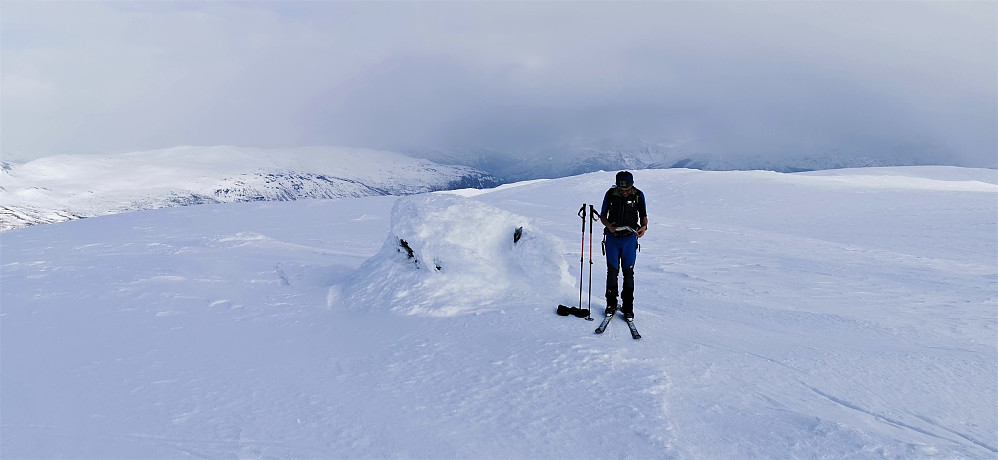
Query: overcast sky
2,1,996,166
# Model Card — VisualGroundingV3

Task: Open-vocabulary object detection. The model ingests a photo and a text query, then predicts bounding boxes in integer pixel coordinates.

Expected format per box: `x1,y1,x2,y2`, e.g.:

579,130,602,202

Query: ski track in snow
2,167,996,458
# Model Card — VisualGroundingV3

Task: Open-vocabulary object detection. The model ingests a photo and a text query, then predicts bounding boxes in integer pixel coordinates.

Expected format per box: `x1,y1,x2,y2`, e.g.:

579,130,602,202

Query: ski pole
577,204,587,314
586,205,599,321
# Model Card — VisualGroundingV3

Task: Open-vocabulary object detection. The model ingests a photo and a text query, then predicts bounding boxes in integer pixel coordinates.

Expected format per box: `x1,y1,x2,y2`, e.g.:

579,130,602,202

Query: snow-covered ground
2,166,996,458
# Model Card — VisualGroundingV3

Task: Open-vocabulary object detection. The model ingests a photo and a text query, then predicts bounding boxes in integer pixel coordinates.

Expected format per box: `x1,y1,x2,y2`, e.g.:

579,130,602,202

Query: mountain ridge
406,138,962,181
3,143,983,231
0,146,500,231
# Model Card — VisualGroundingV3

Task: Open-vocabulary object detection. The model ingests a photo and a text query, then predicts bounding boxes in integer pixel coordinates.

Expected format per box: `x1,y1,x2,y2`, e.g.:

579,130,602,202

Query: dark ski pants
604,233,638,316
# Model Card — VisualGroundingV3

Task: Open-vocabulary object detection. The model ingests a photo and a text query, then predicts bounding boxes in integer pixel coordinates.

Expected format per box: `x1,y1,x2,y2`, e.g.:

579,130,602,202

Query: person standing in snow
597,171,648,320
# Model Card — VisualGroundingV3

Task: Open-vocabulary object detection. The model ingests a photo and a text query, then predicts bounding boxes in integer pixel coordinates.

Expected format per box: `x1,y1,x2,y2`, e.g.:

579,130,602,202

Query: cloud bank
2,1,995,167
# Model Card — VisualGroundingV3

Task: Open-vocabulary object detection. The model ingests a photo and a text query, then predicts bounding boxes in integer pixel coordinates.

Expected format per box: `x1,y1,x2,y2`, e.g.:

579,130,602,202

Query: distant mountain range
407,139,951,181
1,142,961,230
0,146,500,231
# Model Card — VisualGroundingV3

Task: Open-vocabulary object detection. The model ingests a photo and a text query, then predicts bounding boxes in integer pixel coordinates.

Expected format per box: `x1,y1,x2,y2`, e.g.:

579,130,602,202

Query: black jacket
601,186,647,237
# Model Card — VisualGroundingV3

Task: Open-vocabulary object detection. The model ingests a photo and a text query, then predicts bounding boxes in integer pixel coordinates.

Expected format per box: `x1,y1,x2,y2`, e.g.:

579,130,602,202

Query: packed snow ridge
334,194,576,316
0,145,500,231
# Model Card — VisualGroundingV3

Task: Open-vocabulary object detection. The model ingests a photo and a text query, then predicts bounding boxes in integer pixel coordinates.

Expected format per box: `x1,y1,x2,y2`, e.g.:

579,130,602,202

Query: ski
625,318,641,339
594,313,614,334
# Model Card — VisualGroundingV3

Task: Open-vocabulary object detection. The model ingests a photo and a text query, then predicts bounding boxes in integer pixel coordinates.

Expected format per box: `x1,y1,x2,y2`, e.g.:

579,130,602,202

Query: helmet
616,171,634,188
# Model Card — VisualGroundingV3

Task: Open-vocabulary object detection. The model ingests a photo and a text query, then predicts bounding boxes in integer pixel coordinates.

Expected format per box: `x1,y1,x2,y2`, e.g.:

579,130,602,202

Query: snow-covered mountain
408,139,955,181
2,166,996,458
0,146,500,231
3,142,970,231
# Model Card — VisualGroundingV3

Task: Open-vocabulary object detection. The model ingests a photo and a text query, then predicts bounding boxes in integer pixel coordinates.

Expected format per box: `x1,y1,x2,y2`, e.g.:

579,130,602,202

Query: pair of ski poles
577,204,600,321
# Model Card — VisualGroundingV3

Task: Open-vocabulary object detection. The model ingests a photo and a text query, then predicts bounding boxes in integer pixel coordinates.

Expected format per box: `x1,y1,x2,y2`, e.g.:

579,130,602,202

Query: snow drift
335,194,576,316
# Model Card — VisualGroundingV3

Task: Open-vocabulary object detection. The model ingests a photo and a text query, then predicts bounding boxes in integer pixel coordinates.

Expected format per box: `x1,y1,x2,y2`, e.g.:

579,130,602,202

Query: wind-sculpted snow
336,194,576,316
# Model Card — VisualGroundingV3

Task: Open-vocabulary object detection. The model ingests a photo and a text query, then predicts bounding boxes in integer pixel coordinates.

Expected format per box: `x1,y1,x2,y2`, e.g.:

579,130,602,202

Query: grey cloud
2,1,995,167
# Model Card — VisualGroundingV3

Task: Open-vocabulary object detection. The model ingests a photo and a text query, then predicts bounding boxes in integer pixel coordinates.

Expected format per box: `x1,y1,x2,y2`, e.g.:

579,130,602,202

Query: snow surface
2,167,996,458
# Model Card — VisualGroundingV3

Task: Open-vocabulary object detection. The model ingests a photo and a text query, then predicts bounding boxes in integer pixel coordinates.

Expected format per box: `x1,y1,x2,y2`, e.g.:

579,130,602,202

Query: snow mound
338,194,576,316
